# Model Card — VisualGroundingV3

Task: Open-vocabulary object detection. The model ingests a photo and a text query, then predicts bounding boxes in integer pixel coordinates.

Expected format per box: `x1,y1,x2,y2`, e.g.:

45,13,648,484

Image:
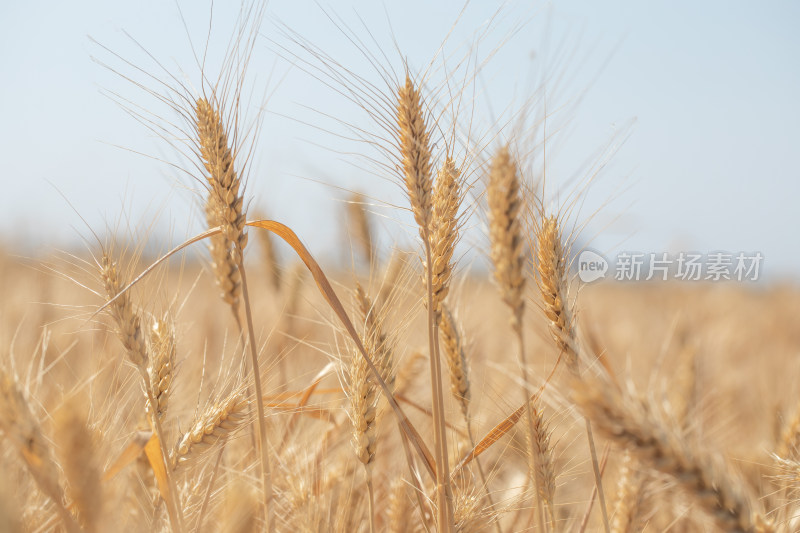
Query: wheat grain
488,145,526,333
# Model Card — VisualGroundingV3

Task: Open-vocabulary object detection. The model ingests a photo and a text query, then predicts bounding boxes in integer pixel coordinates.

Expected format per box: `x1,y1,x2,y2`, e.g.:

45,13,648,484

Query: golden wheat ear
535,215,578,371
396,73,455,531
575,376,773,532
98,251,185,532
147,316,176,424
196,98,246,324
171,389,249,473
488,145,526,333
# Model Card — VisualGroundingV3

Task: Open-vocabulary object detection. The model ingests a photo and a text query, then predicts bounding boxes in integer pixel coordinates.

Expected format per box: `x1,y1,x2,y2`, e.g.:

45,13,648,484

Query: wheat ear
535,215,610,531
536,215,578,371
488,146,526,333
350,282,397,533
527,402,557,531
487,145,546,530
195,96,272,530
440,304,503,533
148,316,176,423
171,390,248,472
439,304,470,418
396,74,454,531
575,377,773,532
100,254,184,532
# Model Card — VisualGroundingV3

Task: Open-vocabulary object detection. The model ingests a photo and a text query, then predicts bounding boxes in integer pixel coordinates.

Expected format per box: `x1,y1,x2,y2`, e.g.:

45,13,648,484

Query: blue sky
1,1,798,279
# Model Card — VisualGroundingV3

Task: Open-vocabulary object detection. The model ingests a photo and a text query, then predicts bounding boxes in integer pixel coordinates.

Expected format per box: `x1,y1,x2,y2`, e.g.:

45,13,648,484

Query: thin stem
578,443,610,533
424,241,455,532
138,366,185,533
585,419,610,532
195,446,225,533
399,430,434,533
366,469,376,533
568,343,610,533
238,259,274,533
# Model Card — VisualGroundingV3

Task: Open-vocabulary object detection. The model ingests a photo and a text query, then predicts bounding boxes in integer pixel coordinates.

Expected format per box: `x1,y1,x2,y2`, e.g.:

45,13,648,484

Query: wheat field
1,3,798,532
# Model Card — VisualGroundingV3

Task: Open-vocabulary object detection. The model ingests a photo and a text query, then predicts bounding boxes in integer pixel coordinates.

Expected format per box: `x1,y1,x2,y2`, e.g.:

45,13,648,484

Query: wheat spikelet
487,145,526,333
147,316,176,422
172,390,248,472
396,75,433,235
439,304,470,418
100,254,147,368
536,215,578,372
576,377,772,532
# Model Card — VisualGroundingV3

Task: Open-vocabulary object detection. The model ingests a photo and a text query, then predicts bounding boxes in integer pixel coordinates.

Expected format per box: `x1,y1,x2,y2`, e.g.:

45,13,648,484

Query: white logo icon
577,250,608,283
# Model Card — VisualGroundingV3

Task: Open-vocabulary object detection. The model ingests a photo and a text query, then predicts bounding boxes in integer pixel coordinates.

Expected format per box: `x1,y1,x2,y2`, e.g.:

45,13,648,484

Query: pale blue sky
1,1,798,279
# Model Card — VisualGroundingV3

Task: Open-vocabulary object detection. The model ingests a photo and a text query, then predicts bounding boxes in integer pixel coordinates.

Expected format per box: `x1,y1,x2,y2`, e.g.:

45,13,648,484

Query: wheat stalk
534,214,611,531
99,253,184,532
195,95,272,531
396,74,454,531
487,145,548,531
